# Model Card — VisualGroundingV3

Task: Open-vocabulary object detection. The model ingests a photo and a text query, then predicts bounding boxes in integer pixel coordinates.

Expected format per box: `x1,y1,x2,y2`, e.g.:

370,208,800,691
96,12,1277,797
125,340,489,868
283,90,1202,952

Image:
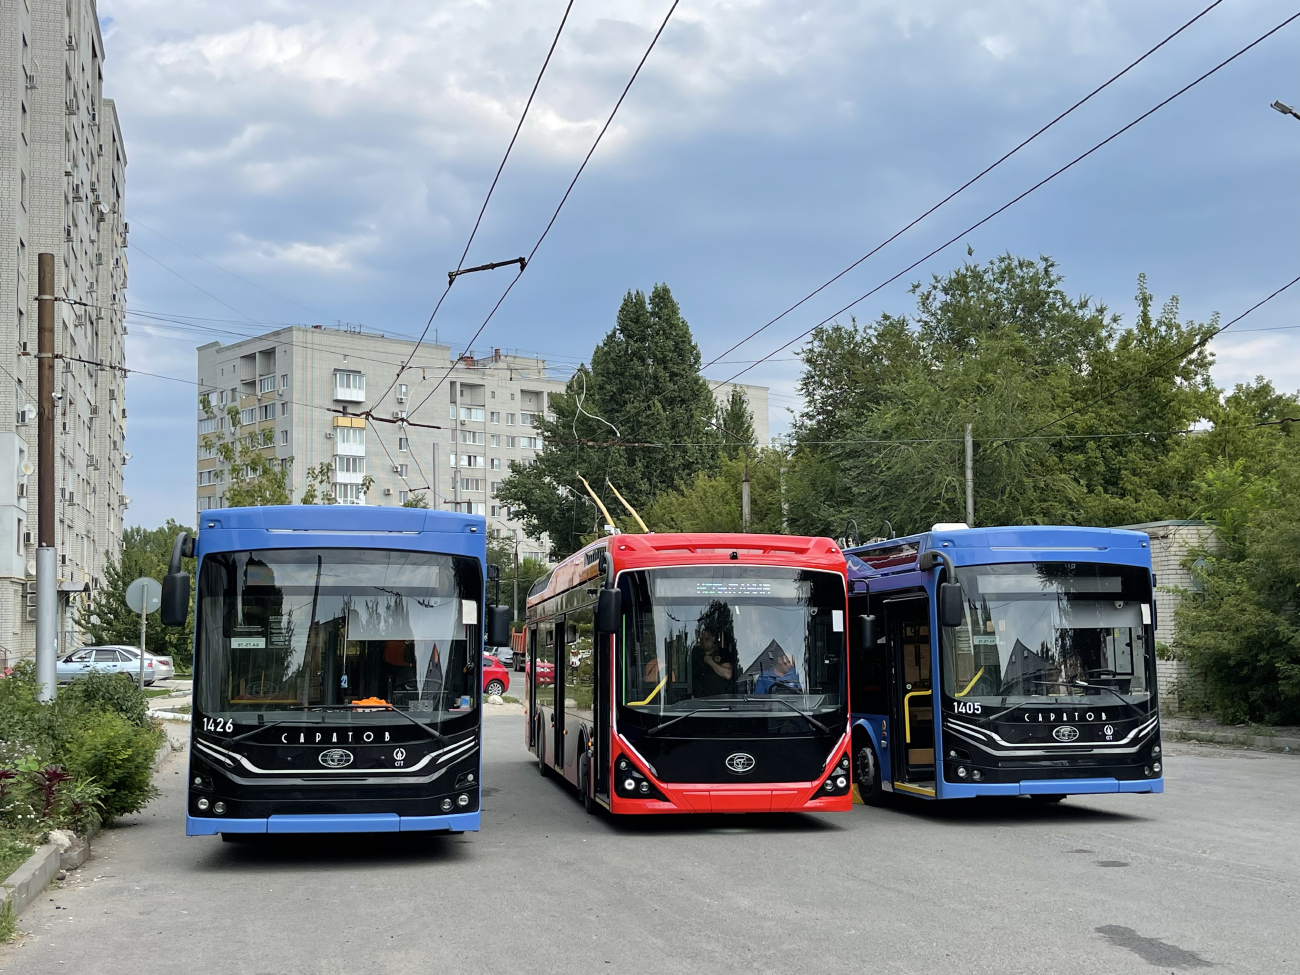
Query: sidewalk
1163,715,1300,753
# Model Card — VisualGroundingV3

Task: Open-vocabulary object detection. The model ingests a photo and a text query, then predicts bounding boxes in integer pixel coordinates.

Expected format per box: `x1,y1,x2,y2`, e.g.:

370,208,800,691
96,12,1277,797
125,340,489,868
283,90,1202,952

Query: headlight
213,802,227,815
196,797,210,812
624,778,637,792
441,798,453,812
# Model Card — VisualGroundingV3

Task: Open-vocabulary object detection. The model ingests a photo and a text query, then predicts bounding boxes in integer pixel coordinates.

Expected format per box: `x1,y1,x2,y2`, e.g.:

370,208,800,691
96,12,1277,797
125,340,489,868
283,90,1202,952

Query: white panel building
0,0,128,666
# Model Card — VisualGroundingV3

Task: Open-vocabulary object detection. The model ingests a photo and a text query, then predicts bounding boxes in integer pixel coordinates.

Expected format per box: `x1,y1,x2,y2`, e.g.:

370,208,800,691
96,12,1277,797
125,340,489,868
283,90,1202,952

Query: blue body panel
185,505,488,836
846,526,1163,800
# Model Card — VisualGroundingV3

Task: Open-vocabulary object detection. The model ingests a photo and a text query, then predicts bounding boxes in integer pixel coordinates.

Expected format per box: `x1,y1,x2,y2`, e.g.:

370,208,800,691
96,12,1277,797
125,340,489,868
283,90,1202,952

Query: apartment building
195,328,567,562
0,0,128,665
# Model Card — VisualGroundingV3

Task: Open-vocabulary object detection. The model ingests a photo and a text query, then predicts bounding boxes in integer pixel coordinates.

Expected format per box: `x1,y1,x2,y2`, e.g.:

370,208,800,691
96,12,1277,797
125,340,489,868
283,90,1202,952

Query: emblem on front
1053,726,1080,742
725,752,756,774
319,748,355,768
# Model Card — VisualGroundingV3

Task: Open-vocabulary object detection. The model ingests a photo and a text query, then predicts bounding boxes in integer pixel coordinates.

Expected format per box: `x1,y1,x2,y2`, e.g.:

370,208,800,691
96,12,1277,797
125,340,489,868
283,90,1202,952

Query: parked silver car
57,645,174,684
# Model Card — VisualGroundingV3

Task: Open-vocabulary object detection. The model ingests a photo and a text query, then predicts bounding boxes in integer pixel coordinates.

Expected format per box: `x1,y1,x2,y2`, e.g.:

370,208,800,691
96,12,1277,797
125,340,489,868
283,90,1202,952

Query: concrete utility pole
35,254,57,701
741,449,752,531
964,423,975,528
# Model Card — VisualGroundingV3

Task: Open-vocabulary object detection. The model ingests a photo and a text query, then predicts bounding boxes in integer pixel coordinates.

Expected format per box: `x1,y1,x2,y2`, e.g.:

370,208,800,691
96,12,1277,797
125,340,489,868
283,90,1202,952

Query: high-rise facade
195,327,769,564
0,0,128,666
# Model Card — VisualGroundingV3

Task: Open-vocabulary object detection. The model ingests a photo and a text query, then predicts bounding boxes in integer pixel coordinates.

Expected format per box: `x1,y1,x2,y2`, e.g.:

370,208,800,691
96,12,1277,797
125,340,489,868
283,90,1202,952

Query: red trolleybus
524,533,853,815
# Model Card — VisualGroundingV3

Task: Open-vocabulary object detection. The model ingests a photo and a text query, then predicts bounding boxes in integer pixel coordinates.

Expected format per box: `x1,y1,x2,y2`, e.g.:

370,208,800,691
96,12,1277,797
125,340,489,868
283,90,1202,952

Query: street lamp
1272,100,1300,122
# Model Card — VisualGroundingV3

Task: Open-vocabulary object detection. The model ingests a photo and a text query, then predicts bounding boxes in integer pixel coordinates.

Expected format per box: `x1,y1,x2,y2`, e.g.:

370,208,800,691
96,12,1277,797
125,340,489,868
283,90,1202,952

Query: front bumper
186,811,480,835
939,776,1164,799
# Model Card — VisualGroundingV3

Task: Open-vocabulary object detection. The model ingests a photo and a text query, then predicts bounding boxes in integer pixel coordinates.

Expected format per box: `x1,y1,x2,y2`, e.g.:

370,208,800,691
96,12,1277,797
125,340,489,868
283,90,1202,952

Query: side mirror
596,588,622,635
858,614,878,648
160,572,190,627
486,605,511,647
938,583,964,628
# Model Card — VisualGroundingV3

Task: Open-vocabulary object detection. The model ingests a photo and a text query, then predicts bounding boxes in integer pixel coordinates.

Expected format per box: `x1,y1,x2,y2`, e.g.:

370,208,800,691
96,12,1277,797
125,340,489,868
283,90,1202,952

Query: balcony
334,371,365,403
332,469,365,485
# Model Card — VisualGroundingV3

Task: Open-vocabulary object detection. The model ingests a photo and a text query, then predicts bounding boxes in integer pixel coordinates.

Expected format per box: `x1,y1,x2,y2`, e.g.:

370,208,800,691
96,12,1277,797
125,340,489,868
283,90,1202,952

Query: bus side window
536,621,556,708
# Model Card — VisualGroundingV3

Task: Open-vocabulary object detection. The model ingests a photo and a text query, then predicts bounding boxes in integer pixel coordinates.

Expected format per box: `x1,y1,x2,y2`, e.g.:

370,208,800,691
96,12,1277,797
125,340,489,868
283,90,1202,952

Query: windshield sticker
461,599,478,625
1140,604,1152,625
832,610,844,632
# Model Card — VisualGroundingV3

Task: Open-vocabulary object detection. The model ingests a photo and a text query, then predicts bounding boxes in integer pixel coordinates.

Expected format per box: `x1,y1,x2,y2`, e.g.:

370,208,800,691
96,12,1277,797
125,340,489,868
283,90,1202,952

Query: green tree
787,256,1219,536
1171,380,1300,724
496,284,721,557
487,538,550,625
200,397,292,507
716,385,757,460
402,491,430,508
647,449,786,533
77,521,196,668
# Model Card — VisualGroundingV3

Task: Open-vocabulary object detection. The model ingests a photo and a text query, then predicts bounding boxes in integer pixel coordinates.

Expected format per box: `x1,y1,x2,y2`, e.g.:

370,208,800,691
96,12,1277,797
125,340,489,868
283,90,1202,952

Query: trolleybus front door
884,592,936,795
551,618,566,774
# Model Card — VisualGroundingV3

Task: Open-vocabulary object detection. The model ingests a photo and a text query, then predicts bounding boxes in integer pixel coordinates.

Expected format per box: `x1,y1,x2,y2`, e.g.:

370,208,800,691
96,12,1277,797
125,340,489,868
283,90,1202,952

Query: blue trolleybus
159,505,510,838
844,525,1163,803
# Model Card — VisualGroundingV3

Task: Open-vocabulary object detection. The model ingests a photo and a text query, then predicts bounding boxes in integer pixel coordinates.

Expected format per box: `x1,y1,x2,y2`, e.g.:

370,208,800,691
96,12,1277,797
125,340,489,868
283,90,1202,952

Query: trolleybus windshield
619,566,846,733
195,548,482,725
941,562,1155,711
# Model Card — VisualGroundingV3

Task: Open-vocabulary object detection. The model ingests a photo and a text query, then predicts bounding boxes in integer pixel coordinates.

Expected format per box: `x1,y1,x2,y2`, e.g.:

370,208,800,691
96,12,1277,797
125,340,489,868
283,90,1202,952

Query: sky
98,0,1300,528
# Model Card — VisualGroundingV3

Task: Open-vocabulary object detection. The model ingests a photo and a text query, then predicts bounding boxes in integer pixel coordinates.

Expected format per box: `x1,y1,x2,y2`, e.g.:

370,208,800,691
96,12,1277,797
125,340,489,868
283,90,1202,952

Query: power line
999,270,1300,445
710,9,1300,392
372,0,578,414
405,0,682,424
130,219,335,322
700,0,1227,371
129,243,258,323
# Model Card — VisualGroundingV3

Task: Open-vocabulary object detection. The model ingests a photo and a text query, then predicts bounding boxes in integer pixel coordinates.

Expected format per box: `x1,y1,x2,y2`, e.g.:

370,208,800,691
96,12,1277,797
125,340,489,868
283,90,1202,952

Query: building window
490,481,502,492
520,411,534,427
460,455,484,469
198,417,217,435
506,413,515,426
280,402,288,416
490,458,502,471
452,501,486,515
397,383,408,399
281,374,289,389
198,469,222,486
458,407,485,422
334,371,365,392
240,407,256,426
280,430,288,445
336,426,365,447
335,483,365,504
198,443,217,460
461,478,482,491
259,403,275,421
490,505,500,517
490,411,500,423
520,436,543,450
460,430,484,445
489,434,501,447
219,391,227,406
399,463,408,477
398,437,409,451
399,491,409,503
335,455,365,474
505,437,515,449
259,376,276,394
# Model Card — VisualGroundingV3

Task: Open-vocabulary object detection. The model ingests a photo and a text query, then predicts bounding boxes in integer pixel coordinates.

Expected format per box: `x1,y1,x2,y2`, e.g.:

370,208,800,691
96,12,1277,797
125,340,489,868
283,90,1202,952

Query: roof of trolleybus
194,504,489,559
528,533,848,607
845,525,1154,576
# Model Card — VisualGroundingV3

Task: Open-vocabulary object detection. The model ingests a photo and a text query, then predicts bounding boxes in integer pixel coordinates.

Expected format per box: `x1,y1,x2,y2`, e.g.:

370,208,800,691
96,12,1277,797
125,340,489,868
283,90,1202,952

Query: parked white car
58,645,174,684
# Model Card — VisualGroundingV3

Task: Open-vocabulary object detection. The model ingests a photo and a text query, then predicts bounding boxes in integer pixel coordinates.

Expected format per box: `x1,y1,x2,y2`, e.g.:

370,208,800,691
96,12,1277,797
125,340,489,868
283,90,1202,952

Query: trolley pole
964,423,975,528
35,254,57,701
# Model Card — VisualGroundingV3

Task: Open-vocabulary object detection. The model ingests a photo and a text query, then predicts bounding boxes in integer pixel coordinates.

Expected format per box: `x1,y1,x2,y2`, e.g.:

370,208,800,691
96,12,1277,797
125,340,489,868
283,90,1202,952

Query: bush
61,712,162,820
61,670,151,728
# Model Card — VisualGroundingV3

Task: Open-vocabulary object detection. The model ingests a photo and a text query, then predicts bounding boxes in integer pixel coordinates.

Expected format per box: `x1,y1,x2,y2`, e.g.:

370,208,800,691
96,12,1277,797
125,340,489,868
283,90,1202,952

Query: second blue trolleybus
845,525,1163,803
160,505,510,838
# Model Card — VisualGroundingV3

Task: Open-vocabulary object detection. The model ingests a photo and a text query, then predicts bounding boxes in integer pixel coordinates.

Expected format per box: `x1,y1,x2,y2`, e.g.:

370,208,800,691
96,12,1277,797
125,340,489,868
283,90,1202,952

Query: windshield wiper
744,696,831,735
1024,680,1138,712
642,707,731,738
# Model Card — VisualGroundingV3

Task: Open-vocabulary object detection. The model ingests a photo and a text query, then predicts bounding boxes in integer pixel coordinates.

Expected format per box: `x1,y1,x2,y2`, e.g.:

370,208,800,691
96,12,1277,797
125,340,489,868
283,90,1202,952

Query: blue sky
100,0,1300,528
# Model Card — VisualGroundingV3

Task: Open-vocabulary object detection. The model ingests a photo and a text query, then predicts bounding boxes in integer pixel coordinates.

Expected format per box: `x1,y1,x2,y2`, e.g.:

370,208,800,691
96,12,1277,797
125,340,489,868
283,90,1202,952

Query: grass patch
502,695,521,704
0,830,38,886
144,688,172,698
0,897,15,942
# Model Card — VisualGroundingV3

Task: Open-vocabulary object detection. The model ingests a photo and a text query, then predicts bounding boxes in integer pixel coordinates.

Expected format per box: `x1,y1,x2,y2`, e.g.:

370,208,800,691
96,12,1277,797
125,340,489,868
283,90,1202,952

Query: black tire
854,738,886,807
537,722,549,777
485,680,505,697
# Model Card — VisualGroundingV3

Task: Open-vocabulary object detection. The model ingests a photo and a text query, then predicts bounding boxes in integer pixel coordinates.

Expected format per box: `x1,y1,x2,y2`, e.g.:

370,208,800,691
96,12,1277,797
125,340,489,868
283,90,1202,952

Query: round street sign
125,577,162,615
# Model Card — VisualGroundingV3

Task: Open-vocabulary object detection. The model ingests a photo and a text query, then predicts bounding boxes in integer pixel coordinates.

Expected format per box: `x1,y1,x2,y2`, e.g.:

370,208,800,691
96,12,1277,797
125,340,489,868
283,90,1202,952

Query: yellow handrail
954,667,985,699
628,675,668,707
903,689,932,743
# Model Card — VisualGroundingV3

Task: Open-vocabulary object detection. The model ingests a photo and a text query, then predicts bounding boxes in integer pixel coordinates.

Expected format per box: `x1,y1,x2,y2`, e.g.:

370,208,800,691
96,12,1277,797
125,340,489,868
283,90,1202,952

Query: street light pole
35,253,57,702
1272,100,1300,122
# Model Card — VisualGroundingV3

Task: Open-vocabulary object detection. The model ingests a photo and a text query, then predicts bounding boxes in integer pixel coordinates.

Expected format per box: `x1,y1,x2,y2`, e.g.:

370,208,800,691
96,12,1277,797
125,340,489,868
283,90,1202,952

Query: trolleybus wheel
485,679,505,697
537,723,549,778
855,739,885,807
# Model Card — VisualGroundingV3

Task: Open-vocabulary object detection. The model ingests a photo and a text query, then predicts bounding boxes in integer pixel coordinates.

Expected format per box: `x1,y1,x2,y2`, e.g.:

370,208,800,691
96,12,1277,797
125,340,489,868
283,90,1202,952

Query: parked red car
483,654,511,698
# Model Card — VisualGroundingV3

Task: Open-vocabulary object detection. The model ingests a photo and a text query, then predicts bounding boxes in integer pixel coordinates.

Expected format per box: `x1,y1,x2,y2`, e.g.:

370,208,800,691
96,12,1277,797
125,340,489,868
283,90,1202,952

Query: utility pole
964,423,975,528
512,535,520,624
741,448,752,531
35,254,57,701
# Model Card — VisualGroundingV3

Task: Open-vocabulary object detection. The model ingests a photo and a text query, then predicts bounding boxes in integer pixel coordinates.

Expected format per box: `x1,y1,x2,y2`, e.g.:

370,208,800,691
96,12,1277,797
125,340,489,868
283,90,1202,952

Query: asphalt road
2,716,1296,975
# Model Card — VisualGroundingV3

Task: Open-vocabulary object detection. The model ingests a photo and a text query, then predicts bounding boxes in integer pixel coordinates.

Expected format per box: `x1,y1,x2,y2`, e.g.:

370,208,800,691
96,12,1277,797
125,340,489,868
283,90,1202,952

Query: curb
150,709,191,723
1168,728,1299,753
1,843,60,926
